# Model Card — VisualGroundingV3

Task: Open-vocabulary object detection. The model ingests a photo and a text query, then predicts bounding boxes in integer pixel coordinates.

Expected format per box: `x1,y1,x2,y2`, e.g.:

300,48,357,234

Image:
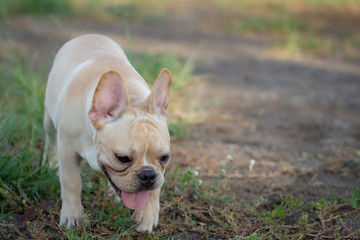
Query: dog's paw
131,203,159,233
113,194,121,203
108,181,122,203
60,204,84,229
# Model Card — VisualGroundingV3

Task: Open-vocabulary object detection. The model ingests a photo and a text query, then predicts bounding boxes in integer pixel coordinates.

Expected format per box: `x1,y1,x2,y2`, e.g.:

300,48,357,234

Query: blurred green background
1,0,360,59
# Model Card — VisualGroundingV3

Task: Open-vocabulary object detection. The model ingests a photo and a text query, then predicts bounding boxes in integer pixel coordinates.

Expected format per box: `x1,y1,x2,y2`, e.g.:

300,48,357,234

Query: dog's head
88,69,172,210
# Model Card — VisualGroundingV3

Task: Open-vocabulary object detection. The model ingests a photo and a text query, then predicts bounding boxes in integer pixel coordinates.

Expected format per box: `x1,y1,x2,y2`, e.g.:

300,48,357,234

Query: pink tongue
121,191,150,210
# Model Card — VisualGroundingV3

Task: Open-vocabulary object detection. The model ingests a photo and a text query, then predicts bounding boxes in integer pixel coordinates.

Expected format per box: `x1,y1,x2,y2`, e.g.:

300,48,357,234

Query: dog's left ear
89,71,131,129
147,68,172,116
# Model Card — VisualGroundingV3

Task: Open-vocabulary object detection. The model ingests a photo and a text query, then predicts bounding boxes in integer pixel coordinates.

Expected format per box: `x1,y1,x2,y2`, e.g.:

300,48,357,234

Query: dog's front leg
58,142,84,228
132,188,160,233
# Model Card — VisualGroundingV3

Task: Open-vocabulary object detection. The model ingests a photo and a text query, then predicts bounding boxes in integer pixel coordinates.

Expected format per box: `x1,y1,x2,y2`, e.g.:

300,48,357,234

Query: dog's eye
115,154,131,164
159,154,170,163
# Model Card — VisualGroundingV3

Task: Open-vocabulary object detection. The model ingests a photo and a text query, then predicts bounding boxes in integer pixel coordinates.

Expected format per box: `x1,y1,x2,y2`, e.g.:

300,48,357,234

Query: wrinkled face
88,69,172,204
96,113,170,193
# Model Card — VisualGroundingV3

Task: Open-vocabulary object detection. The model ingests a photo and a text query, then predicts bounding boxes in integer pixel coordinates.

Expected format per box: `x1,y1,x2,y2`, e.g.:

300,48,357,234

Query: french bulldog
43,34,172,233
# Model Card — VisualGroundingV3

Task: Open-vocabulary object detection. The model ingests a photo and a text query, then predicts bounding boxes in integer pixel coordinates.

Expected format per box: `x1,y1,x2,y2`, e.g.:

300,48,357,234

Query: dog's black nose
138,170,157,187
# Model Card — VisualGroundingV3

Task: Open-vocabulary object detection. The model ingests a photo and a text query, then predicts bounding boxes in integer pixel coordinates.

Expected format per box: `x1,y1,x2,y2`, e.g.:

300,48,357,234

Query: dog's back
45,34,150,131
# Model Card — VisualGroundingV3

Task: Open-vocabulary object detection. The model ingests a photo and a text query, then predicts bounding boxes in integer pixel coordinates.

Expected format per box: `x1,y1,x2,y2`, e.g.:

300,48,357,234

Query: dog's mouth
101,164,149,210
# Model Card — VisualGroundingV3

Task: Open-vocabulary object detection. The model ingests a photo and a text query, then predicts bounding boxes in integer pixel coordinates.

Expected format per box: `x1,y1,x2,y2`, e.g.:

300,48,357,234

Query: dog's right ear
88,71,130,129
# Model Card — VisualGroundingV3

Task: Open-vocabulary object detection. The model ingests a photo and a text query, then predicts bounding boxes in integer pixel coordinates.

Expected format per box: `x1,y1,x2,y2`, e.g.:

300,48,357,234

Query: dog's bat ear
88,71,131,128
148,68,172,116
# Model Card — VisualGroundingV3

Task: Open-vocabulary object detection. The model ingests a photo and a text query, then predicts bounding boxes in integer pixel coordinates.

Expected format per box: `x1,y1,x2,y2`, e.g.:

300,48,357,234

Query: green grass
0,0,72,18
0,49,58,215
128,52,195,94
216,0,360,58
0,0,165,21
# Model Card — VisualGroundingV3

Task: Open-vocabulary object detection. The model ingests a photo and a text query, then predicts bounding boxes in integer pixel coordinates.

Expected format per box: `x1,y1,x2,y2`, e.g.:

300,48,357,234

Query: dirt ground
2,16,360,232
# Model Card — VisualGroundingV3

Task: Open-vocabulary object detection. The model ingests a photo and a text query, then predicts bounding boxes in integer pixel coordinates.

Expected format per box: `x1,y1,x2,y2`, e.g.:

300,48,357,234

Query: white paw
132,202,159,233
113,194,121,203
107,181,122,203
60,204,84,229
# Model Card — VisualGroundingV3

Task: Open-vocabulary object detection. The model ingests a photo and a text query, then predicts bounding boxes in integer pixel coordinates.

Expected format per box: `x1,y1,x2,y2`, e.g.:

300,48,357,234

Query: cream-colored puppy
43,34,172,233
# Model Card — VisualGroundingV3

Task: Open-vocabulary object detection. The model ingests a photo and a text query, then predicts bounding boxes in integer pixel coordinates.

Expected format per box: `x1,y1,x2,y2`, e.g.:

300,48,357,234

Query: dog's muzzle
101,164,122,196
101,163,153,210
138,169,157,188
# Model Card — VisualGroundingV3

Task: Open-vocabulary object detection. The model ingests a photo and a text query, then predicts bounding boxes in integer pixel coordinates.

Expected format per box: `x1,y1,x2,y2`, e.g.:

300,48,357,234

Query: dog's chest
80,145,100,171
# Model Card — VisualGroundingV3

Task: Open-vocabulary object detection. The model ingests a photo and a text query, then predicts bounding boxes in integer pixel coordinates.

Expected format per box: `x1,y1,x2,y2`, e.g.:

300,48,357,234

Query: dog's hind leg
43,110,58,168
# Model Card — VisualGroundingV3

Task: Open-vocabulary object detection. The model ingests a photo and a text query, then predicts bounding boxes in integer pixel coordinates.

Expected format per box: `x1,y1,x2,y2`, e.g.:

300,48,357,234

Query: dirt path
3,17,360,206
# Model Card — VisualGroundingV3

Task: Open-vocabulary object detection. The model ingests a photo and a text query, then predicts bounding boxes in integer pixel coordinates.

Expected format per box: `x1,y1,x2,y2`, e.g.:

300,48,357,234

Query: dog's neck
86,89,98,141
